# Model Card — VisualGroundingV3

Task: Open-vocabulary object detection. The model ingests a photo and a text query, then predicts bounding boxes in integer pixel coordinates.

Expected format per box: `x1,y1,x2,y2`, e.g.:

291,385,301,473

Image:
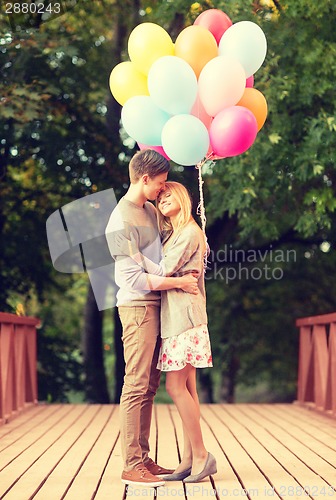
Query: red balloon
138,143,170,160
194,9,232,45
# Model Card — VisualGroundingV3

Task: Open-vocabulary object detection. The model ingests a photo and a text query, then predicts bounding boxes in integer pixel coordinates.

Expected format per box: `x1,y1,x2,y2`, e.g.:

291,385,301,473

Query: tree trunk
82,283,110,403
226,352,240,403
220,350,240,404
197,370,214,403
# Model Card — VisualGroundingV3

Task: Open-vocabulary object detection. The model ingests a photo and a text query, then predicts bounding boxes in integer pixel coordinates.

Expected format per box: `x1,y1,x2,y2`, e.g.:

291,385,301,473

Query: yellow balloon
175,25,218,79
109,61,149,106
128,23,174,75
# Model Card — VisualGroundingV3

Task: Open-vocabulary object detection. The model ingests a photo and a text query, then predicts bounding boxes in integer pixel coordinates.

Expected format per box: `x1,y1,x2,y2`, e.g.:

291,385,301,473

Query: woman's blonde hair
156,181,193,234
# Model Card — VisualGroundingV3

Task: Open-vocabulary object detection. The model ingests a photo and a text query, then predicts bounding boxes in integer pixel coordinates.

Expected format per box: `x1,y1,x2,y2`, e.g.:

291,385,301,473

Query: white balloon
121,96,170,145
148,56,198,115
198,56,246,117
161,115,209,166
219,21,267,78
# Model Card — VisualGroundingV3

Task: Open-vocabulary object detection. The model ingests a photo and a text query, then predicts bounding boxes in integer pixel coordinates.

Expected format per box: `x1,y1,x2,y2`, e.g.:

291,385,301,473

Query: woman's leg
166,364,208,475
177,367,201,471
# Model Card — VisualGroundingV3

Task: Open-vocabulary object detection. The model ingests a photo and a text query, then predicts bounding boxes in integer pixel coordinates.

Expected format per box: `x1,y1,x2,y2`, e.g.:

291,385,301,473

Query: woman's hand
115,232,139,257
179,274,199,295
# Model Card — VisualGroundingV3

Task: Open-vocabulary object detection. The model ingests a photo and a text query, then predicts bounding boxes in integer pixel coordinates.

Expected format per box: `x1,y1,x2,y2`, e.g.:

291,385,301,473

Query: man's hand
179,274,199,295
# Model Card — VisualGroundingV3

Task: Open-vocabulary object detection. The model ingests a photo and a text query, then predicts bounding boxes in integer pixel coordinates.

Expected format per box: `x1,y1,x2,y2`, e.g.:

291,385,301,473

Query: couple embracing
106,149,217,488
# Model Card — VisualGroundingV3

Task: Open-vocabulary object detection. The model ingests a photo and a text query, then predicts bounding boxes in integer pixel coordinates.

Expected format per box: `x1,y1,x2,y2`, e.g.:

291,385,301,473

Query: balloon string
195,156,210,272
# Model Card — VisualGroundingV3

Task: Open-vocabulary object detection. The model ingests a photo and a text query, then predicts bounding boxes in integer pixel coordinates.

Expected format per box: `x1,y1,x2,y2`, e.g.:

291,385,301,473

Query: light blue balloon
161,114,209,166
121,96,171,145
148,56,198,115
219,21,267,78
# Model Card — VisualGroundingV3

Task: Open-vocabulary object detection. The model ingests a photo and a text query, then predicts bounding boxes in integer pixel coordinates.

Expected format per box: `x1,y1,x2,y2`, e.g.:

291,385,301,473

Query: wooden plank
245,405,336,470
0,406,65,457
3,405,103,499
42,405,116,500
223,405,335,496
153,404,183,499
257,404,336,454
200,405,277,498
93,406,127,499
0,405,55,441
20,405,113,500
290,403,336,431
156,404,179,470
0,405,89,496
198,404,248,499
0,405,78,469
166,402,215,499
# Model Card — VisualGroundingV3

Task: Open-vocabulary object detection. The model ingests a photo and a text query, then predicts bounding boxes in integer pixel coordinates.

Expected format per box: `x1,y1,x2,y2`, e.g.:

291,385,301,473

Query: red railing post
325,323,336,414
296,313,336,418
297,325,313,404
0,313,40,424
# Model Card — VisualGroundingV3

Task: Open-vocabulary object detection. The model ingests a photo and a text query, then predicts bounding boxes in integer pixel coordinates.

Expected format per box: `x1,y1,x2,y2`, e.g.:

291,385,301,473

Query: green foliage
0,0,128,309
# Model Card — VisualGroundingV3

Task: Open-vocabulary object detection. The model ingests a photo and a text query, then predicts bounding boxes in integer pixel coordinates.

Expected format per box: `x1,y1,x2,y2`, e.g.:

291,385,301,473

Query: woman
117,181,216,483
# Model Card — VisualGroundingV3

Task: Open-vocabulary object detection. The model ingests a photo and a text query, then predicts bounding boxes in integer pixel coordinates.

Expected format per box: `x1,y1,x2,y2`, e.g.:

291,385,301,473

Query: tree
0,0,131,401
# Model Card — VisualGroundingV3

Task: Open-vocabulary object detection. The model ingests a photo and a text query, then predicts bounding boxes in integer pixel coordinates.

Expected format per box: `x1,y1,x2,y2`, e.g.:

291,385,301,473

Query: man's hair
156,181,193,234
129,149,170,183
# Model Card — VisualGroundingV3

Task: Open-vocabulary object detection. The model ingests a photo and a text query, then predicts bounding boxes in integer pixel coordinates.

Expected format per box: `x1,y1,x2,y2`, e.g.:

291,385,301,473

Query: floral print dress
157,323,213,372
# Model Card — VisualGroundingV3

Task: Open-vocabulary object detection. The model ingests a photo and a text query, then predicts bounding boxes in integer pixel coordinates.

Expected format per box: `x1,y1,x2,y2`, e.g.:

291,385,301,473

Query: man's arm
115,255,198,294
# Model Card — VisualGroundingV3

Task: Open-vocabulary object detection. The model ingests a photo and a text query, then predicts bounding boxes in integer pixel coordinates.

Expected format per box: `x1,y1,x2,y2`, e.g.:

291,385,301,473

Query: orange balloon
175,25,218,79
236,88,268,131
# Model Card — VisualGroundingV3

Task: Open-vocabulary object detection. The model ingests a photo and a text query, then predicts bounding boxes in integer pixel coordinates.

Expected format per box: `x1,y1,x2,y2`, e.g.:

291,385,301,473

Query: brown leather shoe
144,457,175,476
121,464,165,487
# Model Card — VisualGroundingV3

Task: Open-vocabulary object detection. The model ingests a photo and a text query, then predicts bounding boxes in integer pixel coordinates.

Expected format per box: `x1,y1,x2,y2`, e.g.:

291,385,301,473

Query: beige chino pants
118,305,161,471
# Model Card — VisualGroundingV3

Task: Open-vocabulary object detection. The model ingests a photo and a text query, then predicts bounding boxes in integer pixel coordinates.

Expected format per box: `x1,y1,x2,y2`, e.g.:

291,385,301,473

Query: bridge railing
0,312,40,424
296,312,336,417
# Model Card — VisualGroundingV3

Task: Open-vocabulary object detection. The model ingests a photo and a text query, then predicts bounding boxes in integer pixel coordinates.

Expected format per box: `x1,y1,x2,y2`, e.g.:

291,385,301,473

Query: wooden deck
0,404,336,499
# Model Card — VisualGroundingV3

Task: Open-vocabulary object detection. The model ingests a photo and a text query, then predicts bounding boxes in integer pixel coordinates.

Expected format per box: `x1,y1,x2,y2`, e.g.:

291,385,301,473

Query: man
105,149,198,487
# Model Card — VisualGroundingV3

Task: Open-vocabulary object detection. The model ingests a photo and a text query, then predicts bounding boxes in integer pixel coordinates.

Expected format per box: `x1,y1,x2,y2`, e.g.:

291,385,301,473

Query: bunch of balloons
109,9,268,166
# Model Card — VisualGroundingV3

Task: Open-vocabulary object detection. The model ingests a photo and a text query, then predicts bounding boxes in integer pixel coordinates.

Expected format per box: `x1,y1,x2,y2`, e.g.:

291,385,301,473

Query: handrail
296,312,336,417
0,312,40,424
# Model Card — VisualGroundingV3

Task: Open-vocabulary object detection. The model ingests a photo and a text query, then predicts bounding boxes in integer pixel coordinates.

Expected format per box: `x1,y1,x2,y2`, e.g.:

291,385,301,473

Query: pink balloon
191,93,212,130
138,143,170,160
209,106,258,157
194,9,232,45
246,75,254,88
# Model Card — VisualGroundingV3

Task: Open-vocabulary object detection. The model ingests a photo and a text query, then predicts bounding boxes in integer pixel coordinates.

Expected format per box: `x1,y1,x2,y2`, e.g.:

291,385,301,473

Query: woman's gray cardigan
141,222,208,339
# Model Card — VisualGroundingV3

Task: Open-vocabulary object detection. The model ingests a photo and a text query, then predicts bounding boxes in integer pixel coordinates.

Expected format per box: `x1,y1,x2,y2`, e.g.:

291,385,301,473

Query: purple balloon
209,106,258,157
